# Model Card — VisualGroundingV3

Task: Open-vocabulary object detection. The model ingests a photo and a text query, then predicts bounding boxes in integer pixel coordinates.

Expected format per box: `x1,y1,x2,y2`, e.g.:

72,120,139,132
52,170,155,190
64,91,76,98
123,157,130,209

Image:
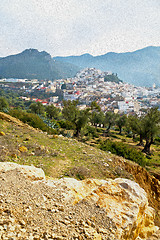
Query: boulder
56,177,159,239
0,162,45,180
0,162,158,239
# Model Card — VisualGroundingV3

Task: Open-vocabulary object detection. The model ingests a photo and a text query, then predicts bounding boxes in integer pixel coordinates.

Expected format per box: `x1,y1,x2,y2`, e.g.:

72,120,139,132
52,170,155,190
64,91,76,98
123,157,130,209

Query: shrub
65,166,90,180
99,140,146,167
85,126,99,138
9,109,49,132
57,120,74,130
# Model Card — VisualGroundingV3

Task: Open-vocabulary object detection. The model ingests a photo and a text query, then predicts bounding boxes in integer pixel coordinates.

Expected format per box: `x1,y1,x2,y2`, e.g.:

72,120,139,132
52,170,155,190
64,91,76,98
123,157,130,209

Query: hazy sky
0,0,160,57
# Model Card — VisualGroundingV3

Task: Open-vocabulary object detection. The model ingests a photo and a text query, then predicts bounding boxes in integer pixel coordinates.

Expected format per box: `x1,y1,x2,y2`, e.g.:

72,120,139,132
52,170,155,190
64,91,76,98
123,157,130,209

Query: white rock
0,162,45,180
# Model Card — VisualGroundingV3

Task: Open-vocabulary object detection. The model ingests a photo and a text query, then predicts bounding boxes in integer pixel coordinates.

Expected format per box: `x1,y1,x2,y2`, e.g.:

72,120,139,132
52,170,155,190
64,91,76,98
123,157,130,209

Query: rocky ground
0,112,160,239
0,162,159,240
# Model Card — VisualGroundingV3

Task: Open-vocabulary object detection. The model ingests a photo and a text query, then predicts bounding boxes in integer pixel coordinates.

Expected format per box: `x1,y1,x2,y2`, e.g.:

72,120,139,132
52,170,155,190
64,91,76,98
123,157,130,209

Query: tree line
0,96,160,155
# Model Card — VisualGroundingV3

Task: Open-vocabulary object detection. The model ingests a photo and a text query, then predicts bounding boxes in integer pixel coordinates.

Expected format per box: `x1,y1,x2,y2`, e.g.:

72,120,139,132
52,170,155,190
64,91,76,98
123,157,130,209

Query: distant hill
53,46,160,86
0,49,79,80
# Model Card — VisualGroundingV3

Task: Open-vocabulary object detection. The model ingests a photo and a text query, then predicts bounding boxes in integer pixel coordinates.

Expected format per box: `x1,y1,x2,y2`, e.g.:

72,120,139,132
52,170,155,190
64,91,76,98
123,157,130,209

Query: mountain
0,49,79,80
53,46,160,86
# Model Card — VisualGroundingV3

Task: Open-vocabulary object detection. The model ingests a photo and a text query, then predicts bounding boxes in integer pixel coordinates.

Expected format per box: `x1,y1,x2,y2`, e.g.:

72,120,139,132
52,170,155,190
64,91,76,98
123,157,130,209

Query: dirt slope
0,112,159,235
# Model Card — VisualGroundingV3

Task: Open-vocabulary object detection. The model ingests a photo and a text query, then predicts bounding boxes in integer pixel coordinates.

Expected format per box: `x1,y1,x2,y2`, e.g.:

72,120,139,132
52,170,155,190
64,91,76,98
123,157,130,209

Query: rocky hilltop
0,162,159,240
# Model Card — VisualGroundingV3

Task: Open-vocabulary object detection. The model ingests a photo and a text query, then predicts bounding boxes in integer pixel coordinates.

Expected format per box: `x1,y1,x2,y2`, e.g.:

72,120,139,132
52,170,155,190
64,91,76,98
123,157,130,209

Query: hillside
0,49,79,80
0,111,160,232
53,46,160,87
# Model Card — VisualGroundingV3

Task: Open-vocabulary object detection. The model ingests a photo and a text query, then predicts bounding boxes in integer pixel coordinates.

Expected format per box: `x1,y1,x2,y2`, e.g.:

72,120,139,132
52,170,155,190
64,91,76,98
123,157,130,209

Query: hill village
0,68,160,115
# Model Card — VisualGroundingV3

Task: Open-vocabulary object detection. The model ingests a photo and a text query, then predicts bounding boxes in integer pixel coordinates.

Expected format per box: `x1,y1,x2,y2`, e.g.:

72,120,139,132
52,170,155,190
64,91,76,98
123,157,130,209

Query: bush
155,136,160,144
9,109,49,132
85,126,99,138
65,166,90,180
57,120,74,130
99,140,146,167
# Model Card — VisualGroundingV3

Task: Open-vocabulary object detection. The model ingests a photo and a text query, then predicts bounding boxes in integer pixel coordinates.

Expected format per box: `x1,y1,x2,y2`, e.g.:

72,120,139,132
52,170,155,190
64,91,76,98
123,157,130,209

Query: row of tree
61,100,160,155
0,96,160,154
89,102,160,154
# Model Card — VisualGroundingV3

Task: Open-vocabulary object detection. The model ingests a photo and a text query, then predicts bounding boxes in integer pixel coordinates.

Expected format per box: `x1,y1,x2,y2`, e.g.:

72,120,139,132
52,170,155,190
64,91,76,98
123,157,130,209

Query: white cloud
0,0,160,56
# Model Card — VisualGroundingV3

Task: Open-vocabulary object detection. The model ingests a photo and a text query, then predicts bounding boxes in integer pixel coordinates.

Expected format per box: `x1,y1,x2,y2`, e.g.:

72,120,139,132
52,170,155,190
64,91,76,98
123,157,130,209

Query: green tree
103,111,117,135
0,97,9,112
129,108,160,153
74,109,90,137
90,101,104,127
104,73,122,83
142,107,160,154
29,102,45,115
116,114,127,134
90,101,101,112
45,105,60,120
62,100,89,137
62,100,79,123
90,111,105,127
128,115,144,145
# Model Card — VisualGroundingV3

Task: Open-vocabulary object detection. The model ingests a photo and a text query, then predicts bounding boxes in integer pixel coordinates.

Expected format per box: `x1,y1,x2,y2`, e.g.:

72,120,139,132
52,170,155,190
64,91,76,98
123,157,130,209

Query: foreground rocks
0,162,159,239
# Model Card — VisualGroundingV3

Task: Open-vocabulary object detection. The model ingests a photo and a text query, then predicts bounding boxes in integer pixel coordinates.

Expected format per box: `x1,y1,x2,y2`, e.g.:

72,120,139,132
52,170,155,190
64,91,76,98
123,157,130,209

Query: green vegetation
142,107,160,154
0,97,9,112
128,108,160,154
9,109,49,132
116,114,127,134
104,73,122,83
104,111,117,135
0,91,160,178
29,102,45,115
62,100,90,137
46,104,60,120
99,139,147,167
0,48,79,80
0,118,124,180
0,89,32,109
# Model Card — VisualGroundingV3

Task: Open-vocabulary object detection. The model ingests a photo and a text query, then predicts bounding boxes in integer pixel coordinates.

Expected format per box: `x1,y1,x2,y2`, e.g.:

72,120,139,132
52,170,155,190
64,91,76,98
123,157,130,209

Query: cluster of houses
49,68,160,114
1,68,160,114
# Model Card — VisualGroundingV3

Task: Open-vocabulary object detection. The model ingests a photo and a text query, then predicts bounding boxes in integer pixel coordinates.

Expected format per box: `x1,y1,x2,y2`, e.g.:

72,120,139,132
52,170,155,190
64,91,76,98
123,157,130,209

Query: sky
0,0,160,57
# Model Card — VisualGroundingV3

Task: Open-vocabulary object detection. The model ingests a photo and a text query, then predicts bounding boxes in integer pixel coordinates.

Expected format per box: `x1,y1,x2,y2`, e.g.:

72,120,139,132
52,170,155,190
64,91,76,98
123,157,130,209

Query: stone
0,131,5,136
11,153,17,159
19,146,28,153
58,206,64,212
57,177,158,240
0,162,45,180
0,162,158,240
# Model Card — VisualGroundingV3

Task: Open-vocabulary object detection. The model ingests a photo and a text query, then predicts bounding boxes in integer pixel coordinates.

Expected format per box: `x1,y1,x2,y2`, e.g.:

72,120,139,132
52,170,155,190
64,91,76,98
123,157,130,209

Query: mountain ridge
0,48,79,80
53,46,160,86
53,46,160,59
0,46,160,86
